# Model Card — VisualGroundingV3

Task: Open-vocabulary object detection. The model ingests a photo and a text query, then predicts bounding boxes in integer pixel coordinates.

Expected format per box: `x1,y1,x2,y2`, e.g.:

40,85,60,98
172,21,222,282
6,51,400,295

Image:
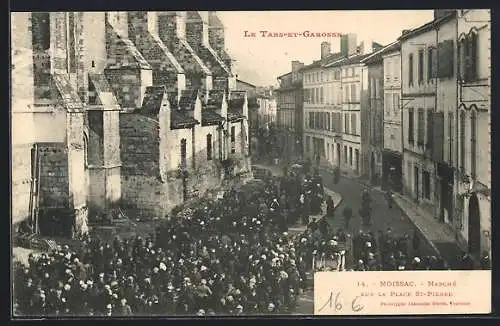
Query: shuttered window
437,39,454,78
418,50,424,83
465,32,478,82
417,108,425,146
408,54,414,86
426,110,433,150
351,84,357,102
460,111,466,169
432,112,444,162
427,47,435,81
448,112,454,165
385,93,392,118
471,110,477,177
345,113,349,133
393,93,399,117
408,108,414,144
458,38,466,80
351,113,357,135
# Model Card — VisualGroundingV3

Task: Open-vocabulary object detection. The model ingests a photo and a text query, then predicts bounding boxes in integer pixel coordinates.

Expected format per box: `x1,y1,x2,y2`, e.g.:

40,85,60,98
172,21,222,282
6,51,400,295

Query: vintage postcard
11,10,491,317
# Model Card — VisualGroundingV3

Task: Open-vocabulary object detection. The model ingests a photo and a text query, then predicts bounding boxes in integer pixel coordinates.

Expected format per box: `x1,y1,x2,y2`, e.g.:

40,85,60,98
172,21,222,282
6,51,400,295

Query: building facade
456,9,491,257
381,43,403,192
276,60,304,159
302,37,380,173
11,11,251,237
361,49,386,186
400,17,441,218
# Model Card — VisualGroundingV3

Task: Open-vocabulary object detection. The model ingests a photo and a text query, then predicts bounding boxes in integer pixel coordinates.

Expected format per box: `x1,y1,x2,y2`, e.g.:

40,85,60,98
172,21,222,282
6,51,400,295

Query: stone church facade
11,11,251,237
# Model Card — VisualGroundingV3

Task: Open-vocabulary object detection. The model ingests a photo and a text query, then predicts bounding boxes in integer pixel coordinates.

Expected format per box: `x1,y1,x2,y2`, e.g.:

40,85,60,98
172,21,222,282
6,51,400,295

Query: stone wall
119,113,169,219
38,143,70,209
12,144,33,225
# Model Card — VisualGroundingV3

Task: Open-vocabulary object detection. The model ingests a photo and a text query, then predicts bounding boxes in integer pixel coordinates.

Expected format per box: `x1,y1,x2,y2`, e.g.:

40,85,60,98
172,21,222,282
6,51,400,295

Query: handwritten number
352,296,364,312
319,291,364,313
334,292,343,311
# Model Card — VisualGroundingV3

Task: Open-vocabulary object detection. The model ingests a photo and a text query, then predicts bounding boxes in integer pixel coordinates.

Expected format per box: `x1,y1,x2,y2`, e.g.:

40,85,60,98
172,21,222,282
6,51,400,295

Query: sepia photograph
10,9,491,317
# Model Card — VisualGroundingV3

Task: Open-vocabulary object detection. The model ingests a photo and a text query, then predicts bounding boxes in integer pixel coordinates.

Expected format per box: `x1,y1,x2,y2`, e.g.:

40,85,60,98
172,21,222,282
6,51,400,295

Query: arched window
471,109,477,177
458,37,466,80
460,111,466,170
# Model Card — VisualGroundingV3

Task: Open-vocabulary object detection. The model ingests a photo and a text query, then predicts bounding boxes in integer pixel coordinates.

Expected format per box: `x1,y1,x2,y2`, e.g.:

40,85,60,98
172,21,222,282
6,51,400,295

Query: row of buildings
11,11,254,237
275,9,491,258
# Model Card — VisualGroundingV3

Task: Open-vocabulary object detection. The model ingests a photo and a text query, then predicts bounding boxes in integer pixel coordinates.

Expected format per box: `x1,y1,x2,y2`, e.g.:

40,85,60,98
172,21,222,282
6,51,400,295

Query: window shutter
470,33,478,81
464,36,471,82
432,112,444,162
431,46,438,78
426,110,433,150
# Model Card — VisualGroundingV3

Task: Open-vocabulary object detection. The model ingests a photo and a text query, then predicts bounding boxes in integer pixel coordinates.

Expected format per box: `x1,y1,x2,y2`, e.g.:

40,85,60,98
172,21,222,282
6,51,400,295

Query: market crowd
14,170,330,317
14,165,489,317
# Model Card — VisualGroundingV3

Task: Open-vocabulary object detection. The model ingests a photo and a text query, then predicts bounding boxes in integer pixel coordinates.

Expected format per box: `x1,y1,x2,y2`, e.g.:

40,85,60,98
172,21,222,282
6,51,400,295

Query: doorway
468,193,481,258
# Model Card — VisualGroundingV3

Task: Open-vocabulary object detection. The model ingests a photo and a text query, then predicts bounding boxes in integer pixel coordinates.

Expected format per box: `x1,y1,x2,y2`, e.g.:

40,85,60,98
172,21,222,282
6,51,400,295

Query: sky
217,10,434,87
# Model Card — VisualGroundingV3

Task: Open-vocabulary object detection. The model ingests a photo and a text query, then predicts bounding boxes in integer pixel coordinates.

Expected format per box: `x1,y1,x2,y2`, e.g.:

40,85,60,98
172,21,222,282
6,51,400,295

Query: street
318,171,436,259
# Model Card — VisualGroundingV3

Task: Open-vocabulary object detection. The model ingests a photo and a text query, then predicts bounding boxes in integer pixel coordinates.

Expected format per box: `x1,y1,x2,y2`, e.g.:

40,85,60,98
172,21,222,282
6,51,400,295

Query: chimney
434,9,456,20
358,39,374,55
186,11,209,49
340,33,357,57
291,60,303,73
321,41,331,60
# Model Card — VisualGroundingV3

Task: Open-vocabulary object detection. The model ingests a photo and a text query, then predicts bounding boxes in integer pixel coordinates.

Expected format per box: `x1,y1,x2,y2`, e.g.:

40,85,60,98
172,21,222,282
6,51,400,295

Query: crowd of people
14,163,489,317
14,171,332,317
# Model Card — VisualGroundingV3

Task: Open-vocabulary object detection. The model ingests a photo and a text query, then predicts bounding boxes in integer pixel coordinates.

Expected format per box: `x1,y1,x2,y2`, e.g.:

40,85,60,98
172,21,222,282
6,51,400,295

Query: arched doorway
468,193,481,257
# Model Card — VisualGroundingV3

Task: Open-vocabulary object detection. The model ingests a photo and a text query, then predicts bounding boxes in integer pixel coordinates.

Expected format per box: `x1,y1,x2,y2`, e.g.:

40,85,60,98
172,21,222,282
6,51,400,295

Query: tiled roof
179,89,199,110
88,73,120,108
141,86,167,115
202,109,224,126
167,91,179,110
361,41,400,65
398,12,456,42
325,53,372,68
171,109,199,129
105,22,151,70
228,109,245,122
52,74,83,112
207,89,225,109
229,91,246,110
321,52,344,67
167,90,200,129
